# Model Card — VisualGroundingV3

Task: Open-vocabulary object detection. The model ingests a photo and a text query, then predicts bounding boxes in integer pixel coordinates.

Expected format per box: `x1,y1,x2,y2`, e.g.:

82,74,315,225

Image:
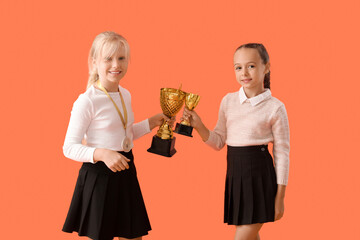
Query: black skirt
62,150,151,240
224,145,277,225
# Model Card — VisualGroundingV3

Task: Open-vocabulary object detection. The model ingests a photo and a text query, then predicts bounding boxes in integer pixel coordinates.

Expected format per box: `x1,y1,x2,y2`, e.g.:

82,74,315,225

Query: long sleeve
205,96,227,151
63,94,96,163
132,119,151,140
271,104,290,185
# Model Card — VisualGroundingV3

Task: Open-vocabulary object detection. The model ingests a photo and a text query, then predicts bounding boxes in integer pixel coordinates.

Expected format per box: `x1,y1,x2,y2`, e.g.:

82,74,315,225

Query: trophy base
174,123,193,137
147,135,177,157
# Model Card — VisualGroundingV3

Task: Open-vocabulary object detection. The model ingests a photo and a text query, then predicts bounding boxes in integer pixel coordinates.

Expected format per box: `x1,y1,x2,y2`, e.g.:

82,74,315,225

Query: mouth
241,78,252,83
109,71,122,75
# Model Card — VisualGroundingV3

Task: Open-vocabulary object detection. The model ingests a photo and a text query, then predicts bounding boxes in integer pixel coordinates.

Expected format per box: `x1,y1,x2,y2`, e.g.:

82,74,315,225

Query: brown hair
235,43,270,89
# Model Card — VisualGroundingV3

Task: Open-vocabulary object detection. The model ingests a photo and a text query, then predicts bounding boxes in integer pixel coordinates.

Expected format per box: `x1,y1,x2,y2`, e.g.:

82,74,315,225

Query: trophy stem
156,119,174,139
180,119,191,126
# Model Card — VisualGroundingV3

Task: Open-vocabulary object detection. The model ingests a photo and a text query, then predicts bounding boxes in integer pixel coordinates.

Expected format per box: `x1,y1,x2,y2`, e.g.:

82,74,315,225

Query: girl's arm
93,148,130,172
271,104,290,186
183,95,227,150
148,113,174,130
271,104,290,221
63,94,96,163
182,108,209,141
126,88,172,140
275,184,286,221
132,119,151,141
132,114,175,140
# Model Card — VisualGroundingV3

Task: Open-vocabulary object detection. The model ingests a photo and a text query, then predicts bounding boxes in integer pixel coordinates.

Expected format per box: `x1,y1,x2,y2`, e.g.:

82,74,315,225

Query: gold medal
122,136,132,152
97,81,131,152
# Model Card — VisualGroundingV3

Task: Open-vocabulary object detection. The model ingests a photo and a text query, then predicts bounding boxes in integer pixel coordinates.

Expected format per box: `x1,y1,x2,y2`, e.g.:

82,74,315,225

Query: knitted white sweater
205,87,290,185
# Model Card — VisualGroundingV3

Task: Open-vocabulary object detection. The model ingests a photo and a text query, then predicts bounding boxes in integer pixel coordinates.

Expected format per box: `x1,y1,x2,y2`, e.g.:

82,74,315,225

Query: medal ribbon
97,81,128,131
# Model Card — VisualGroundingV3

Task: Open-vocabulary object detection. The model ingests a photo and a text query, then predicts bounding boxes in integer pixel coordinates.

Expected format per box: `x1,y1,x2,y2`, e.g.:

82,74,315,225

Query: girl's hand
93,148,131,172
149,113,175,130
181,108,210,141
274,186,286,221
181,108,203,129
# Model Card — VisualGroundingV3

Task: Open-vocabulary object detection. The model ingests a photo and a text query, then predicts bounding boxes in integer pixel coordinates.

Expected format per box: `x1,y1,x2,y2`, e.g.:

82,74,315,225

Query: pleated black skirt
224,145,277,225
62,150,151,240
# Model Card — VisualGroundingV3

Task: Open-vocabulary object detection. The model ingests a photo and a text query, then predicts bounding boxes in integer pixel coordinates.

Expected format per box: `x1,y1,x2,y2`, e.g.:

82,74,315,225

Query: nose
240,68,248,76
112,59,120,68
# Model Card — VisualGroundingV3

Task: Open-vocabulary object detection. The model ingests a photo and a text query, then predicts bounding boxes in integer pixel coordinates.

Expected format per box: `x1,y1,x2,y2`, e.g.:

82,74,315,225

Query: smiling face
233,47,270,94
93,42,129,89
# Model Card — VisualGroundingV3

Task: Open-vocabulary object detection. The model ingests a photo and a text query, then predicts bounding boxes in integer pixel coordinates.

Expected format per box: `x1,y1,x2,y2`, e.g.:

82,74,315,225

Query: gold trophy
147,87,186,157
174,92,200,137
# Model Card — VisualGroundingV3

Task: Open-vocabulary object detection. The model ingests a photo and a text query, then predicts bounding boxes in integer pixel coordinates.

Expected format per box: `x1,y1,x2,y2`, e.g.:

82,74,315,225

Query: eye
118,57,125,60
248,65,255,69
105,57,112,61
235,66,241,70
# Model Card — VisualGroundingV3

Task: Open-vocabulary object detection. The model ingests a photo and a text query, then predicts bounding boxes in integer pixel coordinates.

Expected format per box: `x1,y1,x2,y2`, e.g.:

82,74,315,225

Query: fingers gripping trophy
174,92,201,137
147,87,186,157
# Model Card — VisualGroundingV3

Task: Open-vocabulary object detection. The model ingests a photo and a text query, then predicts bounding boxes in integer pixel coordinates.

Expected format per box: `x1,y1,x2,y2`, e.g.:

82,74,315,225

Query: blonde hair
87,31,130,89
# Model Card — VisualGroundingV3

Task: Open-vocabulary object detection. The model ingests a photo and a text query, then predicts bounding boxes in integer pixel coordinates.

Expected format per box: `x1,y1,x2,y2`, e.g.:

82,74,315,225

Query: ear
265,62,270,74
92,58,97,69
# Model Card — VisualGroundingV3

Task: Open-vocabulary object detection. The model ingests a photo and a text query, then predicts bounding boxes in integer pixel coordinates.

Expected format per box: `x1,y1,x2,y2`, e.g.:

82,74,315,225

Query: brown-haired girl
183,43,290,240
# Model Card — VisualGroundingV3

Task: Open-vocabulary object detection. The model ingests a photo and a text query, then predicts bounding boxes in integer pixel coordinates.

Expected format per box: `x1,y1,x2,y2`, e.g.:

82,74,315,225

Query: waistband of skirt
117,149,134,160
81,150,134,174
227,145,268,153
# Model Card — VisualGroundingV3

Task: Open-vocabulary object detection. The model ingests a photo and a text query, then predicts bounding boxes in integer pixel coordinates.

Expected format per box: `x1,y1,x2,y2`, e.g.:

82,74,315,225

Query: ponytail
87,68,99,89
264,72,270,89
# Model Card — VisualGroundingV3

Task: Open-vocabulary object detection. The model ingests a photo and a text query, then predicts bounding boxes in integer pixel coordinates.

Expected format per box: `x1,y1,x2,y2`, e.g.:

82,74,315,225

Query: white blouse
63,85,150,163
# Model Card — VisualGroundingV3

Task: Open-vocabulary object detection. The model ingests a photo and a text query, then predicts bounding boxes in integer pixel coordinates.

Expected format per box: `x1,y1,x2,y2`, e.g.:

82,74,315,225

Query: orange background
1,0,359,239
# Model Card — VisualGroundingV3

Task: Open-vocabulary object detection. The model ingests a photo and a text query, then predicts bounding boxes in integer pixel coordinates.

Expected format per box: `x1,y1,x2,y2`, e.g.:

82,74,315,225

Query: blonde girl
62,31,172,240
